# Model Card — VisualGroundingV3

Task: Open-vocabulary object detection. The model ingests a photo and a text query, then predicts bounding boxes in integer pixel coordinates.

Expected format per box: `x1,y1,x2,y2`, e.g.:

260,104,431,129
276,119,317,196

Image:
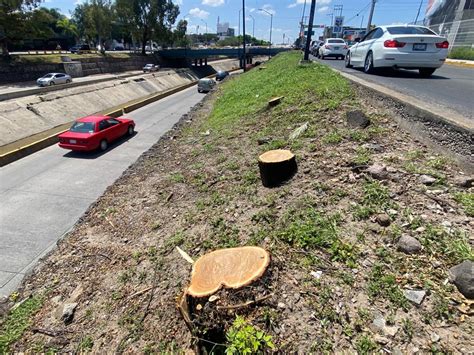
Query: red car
58,115,135,152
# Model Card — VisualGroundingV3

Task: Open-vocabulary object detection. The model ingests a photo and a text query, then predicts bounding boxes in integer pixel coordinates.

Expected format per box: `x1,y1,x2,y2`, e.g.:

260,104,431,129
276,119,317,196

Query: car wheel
49,81,55,86
198,89,201,93
127,125,134,136
345,52,353,68
419,68,436,78
364,52,375,74
321,55,325,60
99,139,108,151
66,79,71,83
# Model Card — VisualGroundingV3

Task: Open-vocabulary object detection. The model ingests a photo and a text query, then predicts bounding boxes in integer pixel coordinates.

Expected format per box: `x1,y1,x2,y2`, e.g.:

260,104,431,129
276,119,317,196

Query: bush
448,47,474,61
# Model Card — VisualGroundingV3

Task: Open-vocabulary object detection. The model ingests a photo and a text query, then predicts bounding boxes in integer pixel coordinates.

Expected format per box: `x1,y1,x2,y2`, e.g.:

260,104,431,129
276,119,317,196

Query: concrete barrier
0,68,241,167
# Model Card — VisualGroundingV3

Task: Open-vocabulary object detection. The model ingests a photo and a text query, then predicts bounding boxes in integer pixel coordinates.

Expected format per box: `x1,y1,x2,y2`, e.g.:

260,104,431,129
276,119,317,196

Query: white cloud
74,0,84,5
288,0,331,8
189,7,210,19
318,6,329,13
174,0,183,5
259,4,276,16
202,0,224,7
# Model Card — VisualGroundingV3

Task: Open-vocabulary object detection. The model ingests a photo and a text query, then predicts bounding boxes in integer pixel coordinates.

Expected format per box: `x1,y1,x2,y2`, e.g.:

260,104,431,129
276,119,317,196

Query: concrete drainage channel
0,68,241,167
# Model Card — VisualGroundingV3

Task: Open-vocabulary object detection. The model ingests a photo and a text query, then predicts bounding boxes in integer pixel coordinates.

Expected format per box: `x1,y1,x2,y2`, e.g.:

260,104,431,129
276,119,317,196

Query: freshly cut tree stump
258,149,297,187
268,96,283,107
186,246,270,298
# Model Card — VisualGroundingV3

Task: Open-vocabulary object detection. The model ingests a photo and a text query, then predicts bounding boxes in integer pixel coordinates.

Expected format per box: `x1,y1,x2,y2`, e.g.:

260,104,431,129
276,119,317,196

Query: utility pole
414,0,423,24
299,0,307,47
242,0,246,71
366,0,376,33
248,14,255,38
303,0,316,61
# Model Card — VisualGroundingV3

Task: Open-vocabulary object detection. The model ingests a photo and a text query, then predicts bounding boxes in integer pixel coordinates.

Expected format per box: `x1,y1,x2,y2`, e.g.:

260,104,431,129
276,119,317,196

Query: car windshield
387,26,436,35
42,74,54,78
145,64,153,67
328,39,345,43
70,121,95,133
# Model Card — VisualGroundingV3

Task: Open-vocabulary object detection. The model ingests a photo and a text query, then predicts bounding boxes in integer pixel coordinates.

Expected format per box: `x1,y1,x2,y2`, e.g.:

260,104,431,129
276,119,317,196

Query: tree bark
258,149,297,187
141,26,148,55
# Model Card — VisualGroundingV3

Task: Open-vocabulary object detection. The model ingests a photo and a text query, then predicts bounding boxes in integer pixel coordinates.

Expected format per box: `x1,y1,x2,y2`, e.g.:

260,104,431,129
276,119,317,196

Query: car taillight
384,39,406,48
435,41,449,48
325,45,331,49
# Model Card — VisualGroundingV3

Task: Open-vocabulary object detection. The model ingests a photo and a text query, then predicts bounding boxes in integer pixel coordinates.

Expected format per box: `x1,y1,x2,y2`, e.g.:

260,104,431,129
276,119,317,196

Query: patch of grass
265,139,288,150
164,231,186,250
0,295,43,353
453,192,474,217
353,179,392,219
78,336,94,351
205,52,352,132
355,334,377,354
353,146,371,165
367,264,409,310
226,315,275,354
169,173,185,183
448,46,474,60
420,224,473,263
349,130,369,142
402,318,414,341
426,156,448,170
322,131,343,144
8,52,137,64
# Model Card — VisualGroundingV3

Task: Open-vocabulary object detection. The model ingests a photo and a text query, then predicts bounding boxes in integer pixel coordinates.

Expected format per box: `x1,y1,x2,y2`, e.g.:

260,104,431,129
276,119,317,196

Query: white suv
318,38,349,60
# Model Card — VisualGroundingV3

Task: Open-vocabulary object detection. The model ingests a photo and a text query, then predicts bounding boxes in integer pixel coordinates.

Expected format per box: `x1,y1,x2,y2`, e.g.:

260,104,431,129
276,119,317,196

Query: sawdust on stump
258,149,297,187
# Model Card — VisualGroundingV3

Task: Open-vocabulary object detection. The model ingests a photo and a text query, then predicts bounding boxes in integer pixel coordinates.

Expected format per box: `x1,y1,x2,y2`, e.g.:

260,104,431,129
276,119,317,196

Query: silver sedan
36,73,72,87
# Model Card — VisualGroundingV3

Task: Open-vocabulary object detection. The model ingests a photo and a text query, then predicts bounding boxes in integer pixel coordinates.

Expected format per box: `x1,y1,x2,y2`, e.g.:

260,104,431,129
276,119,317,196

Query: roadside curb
0,67,240,167
445,58,474,68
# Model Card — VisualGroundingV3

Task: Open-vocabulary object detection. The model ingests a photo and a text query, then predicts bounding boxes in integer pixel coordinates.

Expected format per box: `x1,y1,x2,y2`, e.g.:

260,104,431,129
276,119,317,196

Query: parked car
143,64,159,72
36,73,72,86
114,44,125,51
345,25,449,77
318,38,349,59
215,70,229,81
197,78,216,93
58,115,135,152
70,44,92,54
311,41,324,56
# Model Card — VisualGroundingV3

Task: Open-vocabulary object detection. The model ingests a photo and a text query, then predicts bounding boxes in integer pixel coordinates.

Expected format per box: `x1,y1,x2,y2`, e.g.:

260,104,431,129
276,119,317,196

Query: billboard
425,0,461,26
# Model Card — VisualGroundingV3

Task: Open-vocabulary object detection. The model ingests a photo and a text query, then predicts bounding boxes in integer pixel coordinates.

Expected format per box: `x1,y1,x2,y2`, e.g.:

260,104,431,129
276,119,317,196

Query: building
323,26,366,41
423,0,474,48
217,19,235,40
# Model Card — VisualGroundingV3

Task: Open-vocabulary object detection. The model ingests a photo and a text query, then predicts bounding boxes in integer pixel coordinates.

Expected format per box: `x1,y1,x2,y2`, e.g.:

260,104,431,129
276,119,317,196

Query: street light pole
304,0,316,61
248,14,255,39
366,0,376,33
242,0,246,71
259,8,273,52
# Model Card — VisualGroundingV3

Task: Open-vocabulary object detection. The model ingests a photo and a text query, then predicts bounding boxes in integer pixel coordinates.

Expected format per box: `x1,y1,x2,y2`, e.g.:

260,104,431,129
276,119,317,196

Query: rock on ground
420,174,437,185
404,289,426,305
453,176,474,188
346,110,370,129
61,302,78,324
397,234,422,254
366,164,389,180
449,260,474,299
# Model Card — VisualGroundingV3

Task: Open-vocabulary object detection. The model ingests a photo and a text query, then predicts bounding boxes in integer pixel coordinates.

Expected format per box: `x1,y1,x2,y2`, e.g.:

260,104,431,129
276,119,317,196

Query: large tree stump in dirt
258,149,297,187
178,246,273,353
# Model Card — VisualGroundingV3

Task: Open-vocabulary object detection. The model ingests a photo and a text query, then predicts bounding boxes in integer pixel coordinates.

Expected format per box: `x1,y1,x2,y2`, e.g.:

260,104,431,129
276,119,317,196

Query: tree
72,0,113,50
173,19,188,47
57,18,79,40
116,0,179,55
0,0,41,56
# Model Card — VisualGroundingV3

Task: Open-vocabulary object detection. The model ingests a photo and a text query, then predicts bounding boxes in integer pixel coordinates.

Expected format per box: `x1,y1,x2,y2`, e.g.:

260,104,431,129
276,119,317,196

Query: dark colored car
215,70,229,81
58,115,135,152
70,44,91,54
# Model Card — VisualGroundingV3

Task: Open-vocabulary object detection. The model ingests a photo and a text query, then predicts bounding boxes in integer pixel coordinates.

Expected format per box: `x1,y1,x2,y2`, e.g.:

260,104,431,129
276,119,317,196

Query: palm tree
56,17,79,40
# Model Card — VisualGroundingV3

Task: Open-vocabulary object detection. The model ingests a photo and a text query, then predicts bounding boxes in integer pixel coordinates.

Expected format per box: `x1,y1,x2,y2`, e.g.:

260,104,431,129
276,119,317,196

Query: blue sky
44,0,429,43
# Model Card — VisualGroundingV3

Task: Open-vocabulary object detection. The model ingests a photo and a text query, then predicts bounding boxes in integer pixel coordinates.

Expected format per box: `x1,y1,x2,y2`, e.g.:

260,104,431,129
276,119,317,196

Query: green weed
454,192,474,217
355,334,377,354
0,296,43,353
367,264,409,310
225,315,275,354
169,173,185,183
322,131,343,144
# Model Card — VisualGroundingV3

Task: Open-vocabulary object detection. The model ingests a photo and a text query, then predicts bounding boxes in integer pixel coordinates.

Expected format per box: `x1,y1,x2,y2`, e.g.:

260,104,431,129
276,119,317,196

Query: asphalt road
0,85,205,298
311,56,474,120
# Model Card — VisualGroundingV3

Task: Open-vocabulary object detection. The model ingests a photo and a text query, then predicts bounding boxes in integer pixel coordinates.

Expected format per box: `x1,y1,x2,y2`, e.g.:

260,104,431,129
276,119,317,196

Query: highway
0,85,204,298
311,56,474,120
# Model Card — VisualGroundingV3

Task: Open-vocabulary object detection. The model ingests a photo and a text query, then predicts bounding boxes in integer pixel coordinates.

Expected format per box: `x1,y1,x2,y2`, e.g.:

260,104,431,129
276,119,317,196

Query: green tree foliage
217,35,269,47
72,0,113,50
173,19,188,47
56,17,79,40
115,0,179,54
0,0,41,55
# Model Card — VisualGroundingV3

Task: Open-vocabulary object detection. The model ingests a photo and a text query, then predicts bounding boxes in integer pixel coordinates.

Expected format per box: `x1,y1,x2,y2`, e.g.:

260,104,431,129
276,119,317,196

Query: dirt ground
2,57,473,353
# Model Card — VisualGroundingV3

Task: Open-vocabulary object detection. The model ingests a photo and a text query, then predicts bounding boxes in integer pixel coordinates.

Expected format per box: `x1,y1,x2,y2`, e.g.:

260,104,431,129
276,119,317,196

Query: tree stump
258,149,297,187
268,96,283,107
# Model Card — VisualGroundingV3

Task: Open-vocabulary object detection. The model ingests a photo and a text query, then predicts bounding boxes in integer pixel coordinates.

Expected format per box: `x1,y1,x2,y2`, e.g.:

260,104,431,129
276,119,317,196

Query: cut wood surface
258,149,297,187
268,96,283,107
186,246,270,298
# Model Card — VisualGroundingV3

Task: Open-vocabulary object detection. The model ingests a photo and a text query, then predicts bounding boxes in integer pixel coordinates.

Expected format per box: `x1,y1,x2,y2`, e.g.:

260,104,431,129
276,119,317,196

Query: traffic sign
334,26,342,33
335,16,344,27
304,30,315,35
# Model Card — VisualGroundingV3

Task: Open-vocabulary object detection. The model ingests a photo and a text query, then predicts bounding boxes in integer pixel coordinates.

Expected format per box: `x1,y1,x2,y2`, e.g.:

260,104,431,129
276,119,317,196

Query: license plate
413,43,427,51
69,139,76,144
334,46,340,50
